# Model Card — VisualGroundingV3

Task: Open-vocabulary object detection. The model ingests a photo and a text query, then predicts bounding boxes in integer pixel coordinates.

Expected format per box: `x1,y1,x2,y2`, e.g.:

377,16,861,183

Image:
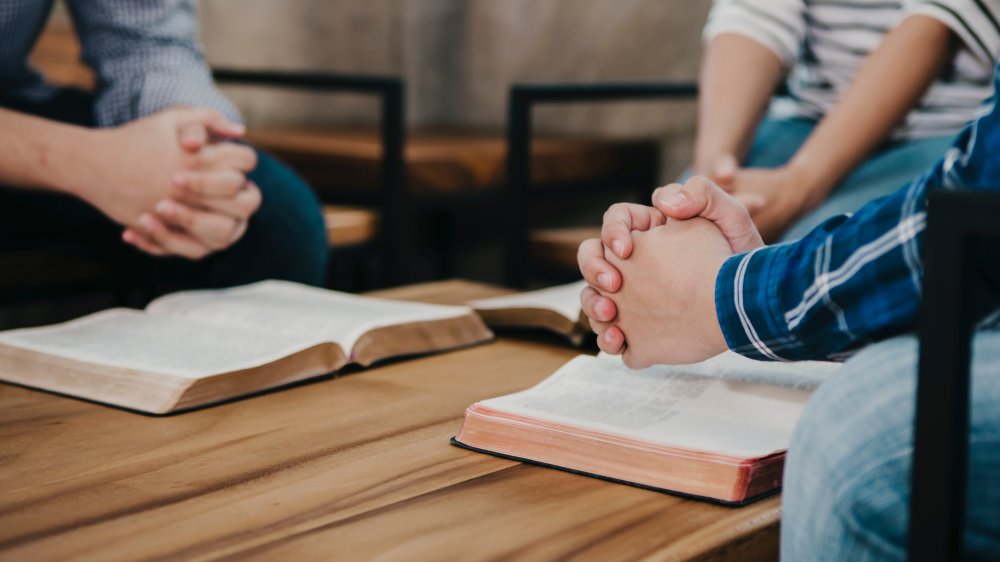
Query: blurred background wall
200,0,711,179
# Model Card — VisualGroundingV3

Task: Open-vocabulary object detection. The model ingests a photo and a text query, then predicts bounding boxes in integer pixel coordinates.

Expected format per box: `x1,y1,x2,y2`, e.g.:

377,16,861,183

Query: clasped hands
84,108,262,260
577,176,765,369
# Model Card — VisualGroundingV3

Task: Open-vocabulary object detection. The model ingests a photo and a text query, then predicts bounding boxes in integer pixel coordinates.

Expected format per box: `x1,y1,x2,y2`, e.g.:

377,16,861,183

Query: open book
467,281,589,345
0,280,492,414
453,352,840,505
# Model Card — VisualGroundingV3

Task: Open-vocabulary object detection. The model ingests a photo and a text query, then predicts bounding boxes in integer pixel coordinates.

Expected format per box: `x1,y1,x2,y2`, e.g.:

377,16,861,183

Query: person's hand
123,165,263,260
594,217,731,368
74,107,261,259
695,152,740,188
124,109,261,259
121,177,262,259
719,164,818,242
79,108,248,228
579,176,764,352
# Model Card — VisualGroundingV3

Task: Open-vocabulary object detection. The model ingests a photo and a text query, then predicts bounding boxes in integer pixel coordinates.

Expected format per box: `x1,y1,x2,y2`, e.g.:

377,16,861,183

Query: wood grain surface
322,205,379,248
0,280,780,562
245,129,658,196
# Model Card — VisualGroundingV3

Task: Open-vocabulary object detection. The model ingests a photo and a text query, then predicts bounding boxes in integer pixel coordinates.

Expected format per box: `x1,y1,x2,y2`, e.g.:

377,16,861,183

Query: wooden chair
503,82,698,287
243,119,660,286
908,190,1000,561
211,69,402,290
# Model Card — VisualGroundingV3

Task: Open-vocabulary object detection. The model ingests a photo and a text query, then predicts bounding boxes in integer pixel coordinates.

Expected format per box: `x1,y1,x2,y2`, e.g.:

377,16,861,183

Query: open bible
453,352,840,504
0,280,492,414
467,280,589,345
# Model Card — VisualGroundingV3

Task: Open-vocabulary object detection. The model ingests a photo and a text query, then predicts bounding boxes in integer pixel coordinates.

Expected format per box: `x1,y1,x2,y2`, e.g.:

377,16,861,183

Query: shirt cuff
94,72,243,128
714,246,809,361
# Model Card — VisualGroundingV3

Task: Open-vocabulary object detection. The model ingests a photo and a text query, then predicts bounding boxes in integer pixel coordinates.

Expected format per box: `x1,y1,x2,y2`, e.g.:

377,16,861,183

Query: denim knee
215,148,328,286
782,336,919,561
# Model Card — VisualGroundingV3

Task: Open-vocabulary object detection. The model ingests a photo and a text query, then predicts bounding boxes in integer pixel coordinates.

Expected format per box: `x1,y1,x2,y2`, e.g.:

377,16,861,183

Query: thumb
176,109,246,152
709,153,738,189
201,110,246,139
652,176,764,253
733,191,767,214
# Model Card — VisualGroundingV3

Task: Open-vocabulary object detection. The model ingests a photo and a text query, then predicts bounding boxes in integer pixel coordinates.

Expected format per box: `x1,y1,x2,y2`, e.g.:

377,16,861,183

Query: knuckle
604,203,625,217
193,148,211,168
582,259,604,282
217,172,243,196
622,347,647,369
597,338,617,355
576,238,599,266
184,177,204,197
244,183,262,211
190,247,211,261
686,175,711,194
173,213,192,230
244,148,258,170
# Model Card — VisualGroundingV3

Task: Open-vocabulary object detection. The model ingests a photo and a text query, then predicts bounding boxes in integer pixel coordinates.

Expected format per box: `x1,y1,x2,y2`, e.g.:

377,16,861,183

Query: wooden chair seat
322,205,379,248
247,128,658,197
527,226,601,272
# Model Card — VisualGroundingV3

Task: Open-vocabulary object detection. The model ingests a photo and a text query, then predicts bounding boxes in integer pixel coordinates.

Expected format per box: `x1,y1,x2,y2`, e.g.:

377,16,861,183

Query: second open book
453,351,840,504
468,280,589,344
0,281,491,414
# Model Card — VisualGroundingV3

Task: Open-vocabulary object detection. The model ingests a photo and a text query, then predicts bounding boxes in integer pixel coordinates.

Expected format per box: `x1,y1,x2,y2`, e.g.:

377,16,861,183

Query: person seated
697,0,998,241
575,58,1000,560
0,1,328,295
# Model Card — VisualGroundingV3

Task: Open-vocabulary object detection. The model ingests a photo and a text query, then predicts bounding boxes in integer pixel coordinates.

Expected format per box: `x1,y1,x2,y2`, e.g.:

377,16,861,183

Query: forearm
787,15,958,206
694,33,785,173
0,108,105,197
714,80,1000,361
714,183,929,361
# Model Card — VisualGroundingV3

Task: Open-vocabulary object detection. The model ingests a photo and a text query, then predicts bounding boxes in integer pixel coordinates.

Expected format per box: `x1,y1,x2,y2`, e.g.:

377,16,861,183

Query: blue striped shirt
0,0,240,127
715,61,1000,361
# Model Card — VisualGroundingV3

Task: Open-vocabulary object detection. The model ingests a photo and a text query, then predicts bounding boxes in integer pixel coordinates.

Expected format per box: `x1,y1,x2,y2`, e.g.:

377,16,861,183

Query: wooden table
0,281,780,561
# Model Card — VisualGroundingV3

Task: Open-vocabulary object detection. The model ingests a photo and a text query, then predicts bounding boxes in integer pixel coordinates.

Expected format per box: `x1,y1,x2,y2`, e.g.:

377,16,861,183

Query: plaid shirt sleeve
65,0,241,127
714,62,1000,361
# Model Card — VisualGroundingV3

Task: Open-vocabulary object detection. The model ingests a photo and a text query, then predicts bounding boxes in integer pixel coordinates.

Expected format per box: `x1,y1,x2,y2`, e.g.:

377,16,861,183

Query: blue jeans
744,117,956,241
782,330,1000,560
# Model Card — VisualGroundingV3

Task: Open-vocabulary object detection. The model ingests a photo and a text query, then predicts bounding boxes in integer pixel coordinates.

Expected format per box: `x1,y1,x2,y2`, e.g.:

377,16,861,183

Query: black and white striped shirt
704,0,1000,139
0,0,240,127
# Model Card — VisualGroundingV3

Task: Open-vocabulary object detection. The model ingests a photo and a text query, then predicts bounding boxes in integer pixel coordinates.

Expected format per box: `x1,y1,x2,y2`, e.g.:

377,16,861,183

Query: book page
146,280,472,353
481,354,841,458
0,309,317,379
467,280,586,323
599,350,840,390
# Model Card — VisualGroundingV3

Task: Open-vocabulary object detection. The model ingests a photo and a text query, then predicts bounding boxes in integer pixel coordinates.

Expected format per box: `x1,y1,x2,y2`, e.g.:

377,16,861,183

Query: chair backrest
503,81,698,287
212,69,407,286
909,189,1000,561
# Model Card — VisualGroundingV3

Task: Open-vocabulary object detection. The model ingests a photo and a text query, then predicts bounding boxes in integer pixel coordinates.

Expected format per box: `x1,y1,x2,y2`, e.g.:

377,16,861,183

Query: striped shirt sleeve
905,0,1000,68
65,0,241,127
714,60,1000,361
703,0,807,66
